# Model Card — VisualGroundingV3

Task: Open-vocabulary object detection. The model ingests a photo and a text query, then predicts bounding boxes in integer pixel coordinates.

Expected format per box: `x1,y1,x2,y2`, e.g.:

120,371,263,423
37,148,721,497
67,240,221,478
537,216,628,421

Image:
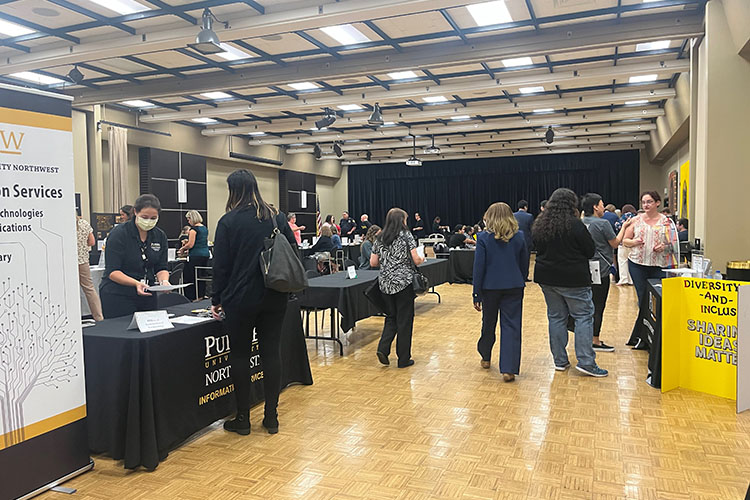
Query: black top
310,235,334,253
100,218,169,296
357,220,372,235
340,217,356,236
449,232,468,248
411,219,426,240
533,219,595,287
432,222,442,234
211,208,296,310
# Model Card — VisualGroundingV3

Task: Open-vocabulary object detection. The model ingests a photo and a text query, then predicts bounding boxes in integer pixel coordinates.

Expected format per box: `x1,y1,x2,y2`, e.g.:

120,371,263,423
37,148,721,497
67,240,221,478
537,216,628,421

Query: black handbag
363,279,386,313
260,214,308,293
410,259,429,295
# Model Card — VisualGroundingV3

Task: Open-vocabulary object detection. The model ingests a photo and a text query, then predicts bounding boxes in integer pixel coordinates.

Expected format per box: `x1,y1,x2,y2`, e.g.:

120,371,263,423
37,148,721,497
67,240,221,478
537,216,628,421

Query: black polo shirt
100,218,169,296
340,217,356,236
357,220,372,235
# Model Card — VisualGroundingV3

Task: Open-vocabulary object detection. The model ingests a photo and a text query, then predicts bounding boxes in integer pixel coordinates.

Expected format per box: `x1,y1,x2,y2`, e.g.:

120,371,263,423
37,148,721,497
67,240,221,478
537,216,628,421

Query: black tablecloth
296,259,450,332
448,249,475,284
301,244,361,264
643,279,663,388
83,298,312,470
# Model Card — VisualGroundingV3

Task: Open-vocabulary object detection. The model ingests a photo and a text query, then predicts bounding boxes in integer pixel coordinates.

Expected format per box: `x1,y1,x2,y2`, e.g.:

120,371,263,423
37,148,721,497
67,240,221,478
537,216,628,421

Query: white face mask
136,216,158,232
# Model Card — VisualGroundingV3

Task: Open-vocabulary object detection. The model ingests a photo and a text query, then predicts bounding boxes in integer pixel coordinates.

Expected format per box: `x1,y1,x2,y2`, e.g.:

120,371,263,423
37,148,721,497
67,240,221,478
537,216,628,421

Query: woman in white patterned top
76,215,103,321
623,190,678,345
370,208,425,368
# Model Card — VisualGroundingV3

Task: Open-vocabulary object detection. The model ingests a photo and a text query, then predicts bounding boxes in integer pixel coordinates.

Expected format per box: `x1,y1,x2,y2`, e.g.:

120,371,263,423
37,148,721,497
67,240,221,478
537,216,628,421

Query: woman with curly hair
532,188,608,378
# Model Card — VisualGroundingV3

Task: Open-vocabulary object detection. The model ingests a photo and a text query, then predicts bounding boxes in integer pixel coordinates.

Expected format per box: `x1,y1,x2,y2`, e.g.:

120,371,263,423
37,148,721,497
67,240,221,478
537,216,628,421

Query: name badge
150,242,161,252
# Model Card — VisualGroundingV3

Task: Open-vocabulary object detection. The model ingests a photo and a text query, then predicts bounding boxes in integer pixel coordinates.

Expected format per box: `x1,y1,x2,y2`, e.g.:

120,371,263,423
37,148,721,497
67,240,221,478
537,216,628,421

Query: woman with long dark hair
532,188,607,377
211,169,297,435
370,208,424,367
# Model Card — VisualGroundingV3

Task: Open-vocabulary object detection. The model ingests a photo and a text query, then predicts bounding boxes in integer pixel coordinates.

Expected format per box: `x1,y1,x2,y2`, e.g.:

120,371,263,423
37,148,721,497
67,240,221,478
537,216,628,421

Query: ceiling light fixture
188,8,224,55
0,19,35,37
247,131,266,136
315,108,337,129
121,100,154,108
192,117,218,124
215,43,253,61
87,0,149,15
313,144,322,159
519,86,545,94
502,57,533,68
387,70,418,80
625,99,649,105
452,115,471,120
289,82,319,91
636,40,671,52
10,71,65,85
337,104,362,111
333,143,343,158
533,108,554,113
467,0,513,27
406,134,423,167
321,24,370,45
424,135,441,154
545,126,554,144
629,74,658,83
368,103,384,126
67,66,84,84
201,91,232,100
422,95,448,103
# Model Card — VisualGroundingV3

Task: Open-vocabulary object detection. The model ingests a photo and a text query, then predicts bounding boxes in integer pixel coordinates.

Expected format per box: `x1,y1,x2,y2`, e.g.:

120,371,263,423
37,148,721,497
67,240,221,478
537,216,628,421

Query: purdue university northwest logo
0,130,24,155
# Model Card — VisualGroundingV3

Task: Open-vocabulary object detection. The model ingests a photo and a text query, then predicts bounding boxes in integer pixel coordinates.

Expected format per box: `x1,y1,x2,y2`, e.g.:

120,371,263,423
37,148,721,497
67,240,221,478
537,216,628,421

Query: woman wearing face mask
99,194,170,319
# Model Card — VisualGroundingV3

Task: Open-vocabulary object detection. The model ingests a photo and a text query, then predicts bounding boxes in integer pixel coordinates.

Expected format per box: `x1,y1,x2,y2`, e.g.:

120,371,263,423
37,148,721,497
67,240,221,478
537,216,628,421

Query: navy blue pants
477,288,524,374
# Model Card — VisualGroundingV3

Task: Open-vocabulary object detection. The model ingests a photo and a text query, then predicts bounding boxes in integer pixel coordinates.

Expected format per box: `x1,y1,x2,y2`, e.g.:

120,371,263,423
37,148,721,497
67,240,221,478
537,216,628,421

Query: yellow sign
662,277,743,399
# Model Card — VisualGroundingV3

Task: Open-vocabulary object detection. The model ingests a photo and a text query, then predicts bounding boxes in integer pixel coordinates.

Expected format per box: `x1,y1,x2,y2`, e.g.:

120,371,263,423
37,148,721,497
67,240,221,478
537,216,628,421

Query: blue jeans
540,285,596,368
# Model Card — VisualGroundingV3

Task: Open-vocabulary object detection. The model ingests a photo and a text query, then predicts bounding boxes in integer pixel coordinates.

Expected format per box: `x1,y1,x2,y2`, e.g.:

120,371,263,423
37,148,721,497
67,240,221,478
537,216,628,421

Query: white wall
639,141,689,210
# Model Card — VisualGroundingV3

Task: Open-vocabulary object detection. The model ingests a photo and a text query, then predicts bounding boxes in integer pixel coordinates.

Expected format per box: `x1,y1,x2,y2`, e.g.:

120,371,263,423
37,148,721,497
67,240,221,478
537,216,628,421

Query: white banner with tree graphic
0,84,90,500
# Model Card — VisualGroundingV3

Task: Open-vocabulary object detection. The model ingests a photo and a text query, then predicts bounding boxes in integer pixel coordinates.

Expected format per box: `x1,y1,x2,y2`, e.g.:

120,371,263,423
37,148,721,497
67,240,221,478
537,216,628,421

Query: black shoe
223,412,250,435
377,351,390,366
397,359,415,368
593,342,615,352
262,414,279,434
631,339,649,350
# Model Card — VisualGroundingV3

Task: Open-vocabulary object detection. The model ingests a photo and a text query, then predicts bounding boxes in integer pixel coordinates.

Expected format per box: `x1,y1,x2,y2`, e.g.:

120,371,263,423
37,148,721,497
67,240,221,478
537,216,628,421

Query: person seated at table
180,210,210,301
472,224,482,240
99,194,169,319
449,225,475,248
411,212,426,240
287,212,305,245
176,225,190,256
432,216,450,235
211,169,297,436
331,225,343,250
357,214,372,235
340,211,356,237
310,225,334,253
677,218,689,241
359,224,381,269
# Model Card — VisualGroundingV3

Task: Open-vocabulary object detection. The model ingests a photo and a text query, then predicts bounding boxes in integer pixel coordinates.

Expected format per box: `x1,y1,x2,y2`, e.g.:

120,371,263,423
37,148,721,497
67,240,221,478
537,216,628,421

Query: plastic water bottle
714,270,723,280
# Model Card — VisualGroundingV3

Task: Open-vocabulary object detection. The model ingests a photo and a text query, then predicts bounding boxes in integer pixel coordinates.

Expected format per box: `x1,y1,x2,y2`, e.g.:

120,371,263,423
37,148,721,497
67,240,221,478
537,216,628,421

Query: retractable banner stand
738,286,750,413
0,84,92,499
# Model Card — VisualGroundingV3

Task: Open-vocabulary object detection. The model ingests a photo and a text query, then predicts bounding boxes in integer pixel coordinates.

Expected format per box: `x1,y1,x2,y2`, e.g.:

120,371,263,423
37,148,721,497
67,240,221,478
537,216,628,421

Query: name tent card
347,266,357,279
127,310,174,333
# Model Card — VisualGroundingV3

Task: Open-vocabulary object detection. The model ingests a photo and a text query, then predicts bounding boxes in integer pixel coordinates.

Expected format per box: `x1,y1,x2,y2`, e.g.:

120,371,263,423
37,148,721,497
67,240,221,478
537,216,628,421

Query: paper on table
171,315,214,325
145,283,191,292
416,245,425,258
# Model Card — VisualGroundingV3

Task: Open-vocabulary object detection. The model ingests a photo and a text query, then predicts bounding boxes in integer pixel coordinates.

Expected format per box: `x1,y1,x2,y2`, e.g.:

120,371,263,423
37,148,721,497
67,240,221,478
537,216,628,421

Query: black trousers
477,288,524,374
101,290,157,319
591,274,611,338
184,255,209,301
378,286,416,363
225,291,287,415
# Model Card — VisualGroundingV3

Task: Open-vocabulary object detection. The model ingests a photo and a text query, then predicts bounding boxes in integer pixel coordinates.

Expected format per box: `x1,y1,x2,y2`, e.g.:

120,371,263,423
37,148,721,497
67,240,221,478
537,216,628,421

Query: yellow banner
662,277,744,399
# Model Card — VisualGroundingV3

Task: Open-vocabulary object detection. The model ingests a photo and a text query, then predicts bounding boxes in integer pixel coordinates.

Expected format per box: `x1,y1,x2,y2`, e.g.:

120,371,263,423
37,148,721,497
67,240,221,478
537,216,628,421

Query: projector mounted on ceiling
406,156,423,167
423,134,440,154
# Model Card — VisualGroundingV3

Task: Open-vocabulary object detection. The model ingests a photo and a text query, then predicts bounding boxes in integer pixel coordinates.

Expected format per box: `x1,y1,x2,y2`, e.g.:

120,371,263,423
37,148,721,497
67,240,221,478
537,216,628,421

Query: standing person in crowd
359,224,381,269
472,224,482,240
331,225,343,250
581,193,633,352
449,225,475,248
180,210,210,301
99,194,169,319
540,200,547,213
411,212,426,241
432,216,450,235
371,208,424,368
357,214,372,235
623,191,679,347
77,214,103,321
323,215,340,233
602,204,619,231
473,202,529,382
287,213,305,245
533,188,608,377
177,225,190,256
677,218,689,241
340,211,356,238
211,169,297,436
615,204,637,285
310,225,334,253
513,200,534,249
119,205,133,223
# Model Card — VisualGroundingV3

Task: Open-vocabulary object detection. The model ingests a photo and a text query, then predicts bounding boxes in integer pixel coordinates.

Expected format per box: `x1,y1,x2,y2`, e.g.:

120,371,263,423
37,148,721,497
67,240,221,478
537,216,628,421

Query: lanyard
139,238,154,283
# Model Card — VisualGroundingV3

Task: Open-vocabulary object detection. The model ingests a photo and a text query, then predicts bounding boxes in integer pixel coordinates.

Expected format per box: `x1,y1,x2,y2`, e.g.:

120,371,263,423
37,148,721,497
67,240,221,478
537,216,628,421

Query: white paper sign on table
347,266,357,279
171,315,214,325
127,310,174,333
145,283,191,292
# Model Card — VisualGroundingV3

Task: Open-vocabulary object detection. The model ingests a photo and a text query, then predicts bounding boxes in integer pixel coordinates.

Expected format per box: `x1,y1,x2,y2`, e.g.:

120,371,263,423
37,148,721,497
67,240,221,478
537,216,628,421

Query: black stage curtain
347,150,639,227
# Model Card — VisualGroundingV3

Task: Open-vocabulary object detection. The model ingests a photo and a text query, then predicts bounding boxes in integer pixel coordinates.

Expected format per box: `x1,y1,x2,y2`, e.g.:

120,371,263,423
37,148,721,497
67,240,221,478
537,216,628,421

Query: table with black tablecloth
83,298,312,470
296,259,449,354
642,279,663,388
448,249,475,284
301,244,361,264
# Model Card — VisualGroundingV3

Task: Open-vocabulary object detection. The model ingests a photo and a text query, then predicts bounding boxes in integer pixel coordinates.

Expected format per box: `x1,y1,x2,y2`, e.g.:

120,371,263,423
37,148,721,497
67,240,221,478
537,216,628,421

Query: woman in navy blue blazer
473,202,529,381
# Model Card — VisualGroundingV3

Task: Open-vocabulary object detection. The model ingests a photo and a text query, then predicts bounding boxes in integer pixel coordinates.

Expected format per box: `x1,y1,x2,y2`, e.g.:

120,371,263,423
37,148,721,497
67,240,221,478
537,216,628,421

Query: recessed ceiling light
629,74,658,83
422,95,448,103
87,0,150,15
388,70,417,80
10,71,65,85
121,100,155,108
452,115,471,120
467,1,513,27
0,19,35,37
261,34,283,41
383,122,396,126
192,117,218,124
215,43,254,61
321,24,371,45
337,104,362,111
519,86,545,94
636,40,671,52
310,127,327,131
533,108,554,113
200,91,232,100
248,131,266,136
289,82,319,90
625,100,649,105
502,57,533,68
32,7,60,17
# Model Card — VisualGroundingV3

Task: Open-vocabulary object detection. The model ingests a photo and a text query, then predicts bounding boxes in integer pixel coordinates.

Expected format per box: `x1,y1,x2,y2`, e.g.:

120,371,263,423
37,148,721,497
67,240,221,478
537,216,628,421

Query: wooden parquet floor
42,277,750,500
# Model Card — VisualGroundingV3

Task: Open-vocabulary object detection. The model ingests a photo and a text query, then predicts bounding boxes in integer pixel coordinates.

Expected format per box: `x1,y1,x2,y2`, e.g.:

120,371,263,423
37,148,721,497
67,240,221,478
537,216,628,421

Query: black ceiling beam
227,90,256,103
295,31,341,60
0,11,79,44
368,76,390,91
363,20,402,52
314,81,344,96
77,62,140,84
422,69,441,85
46,0,136,34
481,63,495,79
244,114,272,123
439,9,468,43
122,55,187,79
241,0,265,14
176,47,236,73
232,40,287,66
268,85,299,100
142,0,198,25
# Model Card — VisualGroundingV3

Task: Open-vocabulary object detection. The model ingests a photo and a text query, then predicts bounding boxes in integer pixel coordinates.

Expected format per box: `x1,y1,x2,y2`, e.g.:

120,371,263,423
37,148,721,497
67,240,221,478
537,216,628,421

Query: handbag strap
268,212,280,238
